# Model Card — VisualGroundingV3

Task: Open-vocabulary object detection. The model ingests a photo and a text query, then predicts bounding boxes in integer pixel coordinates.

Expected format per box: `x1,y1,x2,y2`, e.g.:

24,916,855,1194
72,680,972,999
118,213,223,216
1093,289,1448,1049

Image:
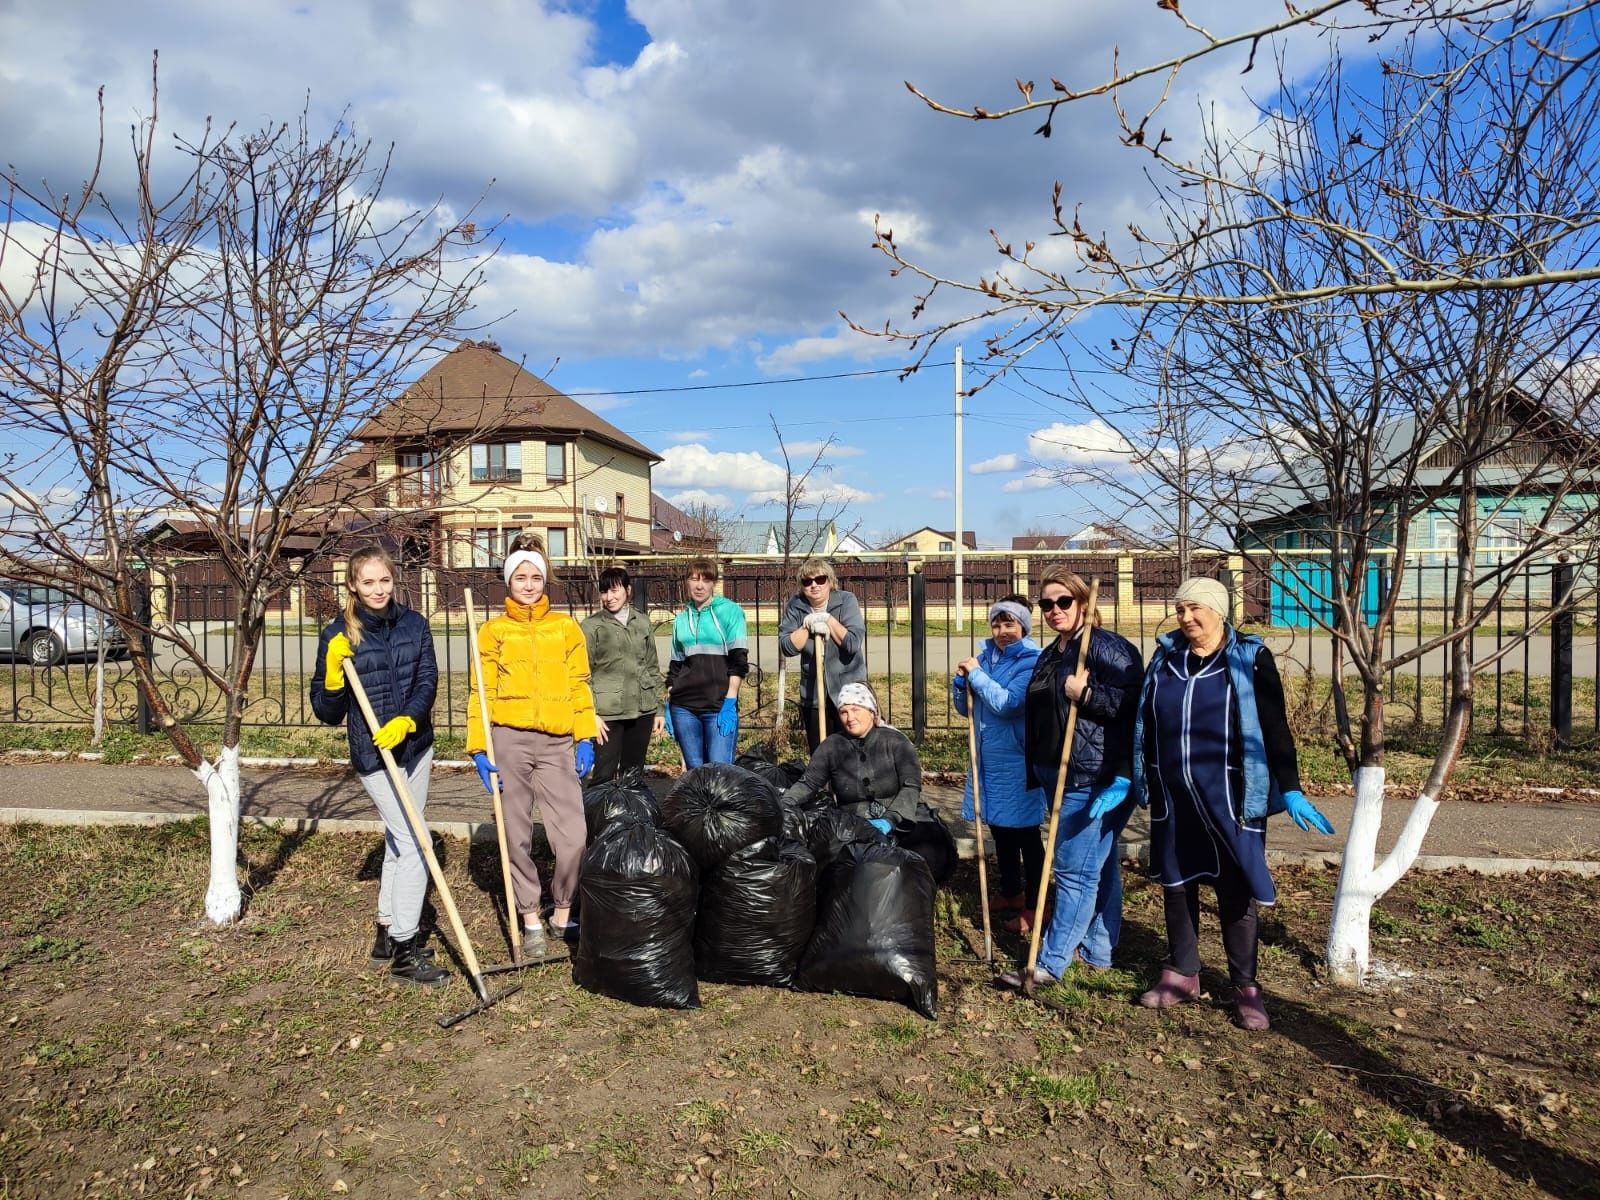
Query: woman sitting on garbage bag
1132,576,1335,1031
777,557,868,753
781,683,922,834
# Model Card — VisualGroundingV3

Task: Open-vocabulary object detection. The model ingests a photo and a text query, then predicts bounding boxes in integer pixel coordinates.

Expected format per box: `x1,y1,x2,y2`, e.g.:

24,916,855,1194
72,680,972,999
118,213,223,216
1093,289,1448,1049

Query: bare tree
768,416,857,576
0,76,489,923
867,7,1600,983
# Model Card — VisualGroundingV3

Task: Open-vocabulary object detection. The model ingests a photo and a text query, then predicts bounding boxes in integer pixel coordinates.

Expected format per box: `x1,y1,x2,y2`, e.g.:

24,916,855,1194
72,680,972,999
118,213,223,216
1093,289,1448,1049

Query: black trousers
1162,867,1259,987
989,824,1045,904
800,696,843,755
589,712,655,783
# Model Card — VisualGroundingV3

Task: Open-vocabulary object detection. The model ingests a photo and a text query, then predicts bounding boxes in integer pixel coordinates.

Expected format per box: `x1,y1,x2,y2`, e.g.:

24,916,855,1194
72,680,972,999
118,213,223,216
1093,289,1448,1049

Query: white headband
503,549,548,585
835,682,878,714
988,600,1032,637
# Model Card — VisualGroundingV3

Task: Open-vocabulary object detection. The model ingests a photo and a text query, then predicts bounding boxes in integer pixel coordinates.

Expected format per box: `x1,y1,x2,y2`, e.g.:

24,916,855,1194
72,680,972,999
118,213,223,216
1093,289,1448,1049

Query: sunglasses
1038,596,1076,613
801,575,830,587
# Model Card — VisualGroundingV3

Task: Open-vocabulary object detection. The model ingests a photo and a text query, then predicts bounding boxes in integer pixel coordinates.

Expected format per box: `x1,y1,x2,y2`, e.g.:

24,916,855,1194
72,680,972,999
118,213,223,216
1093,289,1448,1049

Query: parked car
0,581,128,666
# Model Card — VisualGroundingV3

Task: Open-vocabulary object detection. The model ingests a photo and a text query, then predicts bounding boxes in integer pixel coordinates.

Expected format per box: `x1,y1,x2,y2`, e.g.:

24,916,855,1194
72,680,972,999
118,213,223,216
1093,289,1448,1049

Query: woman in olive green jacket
579,565,665,782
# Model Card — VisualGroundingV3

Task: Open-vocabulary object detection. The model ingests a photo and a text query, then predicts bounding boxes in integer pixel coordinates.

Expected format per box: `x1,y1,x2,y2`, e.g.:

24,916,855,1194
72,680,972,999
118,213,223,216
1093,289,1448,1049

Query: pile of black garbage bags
572,760,946,1018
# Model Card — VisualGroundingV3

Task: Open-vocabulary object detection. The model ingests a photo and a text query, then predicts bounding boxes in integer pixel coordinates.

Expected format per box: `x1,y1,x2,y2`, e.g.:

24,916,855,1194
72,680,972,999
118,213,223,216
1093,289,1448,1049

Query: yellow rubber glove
323,633,354,691
372,715,416,750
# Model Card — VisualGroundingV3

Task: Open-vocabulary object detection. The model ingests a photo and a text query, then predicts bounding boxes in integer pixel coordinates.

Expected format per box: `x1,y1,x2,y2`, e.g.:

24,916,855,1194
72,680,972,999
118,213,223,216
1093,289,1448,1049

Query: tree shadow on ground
1269,992,1599,1199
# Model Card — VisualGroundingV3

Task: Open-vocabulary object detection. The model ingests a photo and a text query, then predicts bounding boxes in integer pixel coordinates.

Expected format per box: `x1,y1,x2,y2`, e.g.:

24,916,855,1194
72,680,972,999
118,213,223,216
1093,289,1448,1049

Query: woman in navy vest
1131,577,1334,1030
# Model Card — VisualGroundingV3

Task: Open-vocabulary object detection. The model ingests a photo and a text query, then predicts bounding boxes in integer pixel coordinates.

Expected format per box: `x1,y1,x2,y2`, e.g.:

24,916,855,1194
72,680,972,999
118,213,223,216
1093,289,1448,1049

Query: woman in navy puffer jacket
310,546,444,987
953,595,1044,921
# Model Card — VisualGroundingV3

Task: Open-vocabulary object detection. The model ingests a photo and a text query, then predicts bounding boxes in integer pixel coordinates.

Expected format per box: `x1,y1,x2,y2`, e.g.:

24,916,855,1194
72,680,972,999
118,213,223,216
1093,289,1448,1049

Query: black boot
370,922,436,968
390,935,449,988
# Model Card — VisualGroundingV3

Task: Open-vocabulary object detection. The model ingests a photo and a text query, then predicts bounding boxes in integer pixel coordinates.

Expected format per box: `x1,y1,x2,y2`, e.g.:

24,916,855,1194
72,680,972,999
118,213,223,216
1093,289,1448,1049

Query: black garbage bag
660,763,784,870
891,802,958,884
795,840,938,1019
735,749,806,792
573,820,700,1009
694,837,818,987
582,768,661,842
799,805,886,866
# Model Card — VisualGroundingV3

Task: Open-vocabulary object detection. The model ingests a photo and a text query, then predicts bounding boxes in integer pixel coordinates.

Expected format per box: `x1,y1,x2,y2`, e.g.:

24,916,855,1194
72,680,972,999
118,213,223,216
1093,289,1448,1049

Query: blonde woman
311,546,446,987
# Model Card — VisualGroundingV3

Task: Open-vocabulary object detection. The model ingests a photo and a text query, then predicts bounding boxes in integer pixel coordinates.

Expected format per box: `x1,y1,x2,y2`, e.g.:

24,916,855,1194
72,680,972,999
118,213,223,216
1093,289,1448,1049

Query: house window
1482,515,1524,550
938,540,954,552
395,449,441,504
546,442,568,483
471,441,521,483
470,528,510,568
615,493,626,537
547,527,568,559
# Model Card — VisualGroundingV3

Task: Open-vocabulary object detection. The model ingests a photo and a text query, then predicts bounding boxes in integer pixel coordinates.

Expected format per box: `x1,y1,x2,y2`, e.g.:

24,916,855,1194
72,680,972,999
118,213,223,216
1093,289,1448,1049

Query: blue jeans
1036,785,1132,976
670,704,736,767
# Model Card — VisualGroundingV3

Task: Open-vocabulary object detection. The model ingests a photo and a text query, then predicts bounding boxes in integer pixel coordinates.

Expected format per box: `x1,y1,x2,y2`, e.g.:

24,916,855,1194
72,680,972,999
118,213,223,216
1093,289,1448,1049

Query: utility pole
954,346,965,632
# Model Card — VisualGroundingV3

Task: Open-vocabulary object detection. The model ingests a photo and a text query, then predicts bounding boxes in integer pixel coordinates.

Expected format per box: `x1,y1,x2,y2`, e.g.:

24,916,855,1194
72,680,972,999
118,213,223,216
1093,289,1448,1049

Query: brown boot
1138,967,1200,1009
1231,984,1270,1031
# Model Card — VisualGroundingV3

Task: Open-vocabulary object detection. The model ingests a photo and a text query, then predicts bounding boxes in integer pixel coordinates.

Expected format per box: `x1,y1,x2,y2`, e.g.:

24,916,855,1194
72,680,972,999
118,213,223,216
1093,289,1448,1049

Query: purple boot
1138,967,1200,1009
1231,985,1270,1031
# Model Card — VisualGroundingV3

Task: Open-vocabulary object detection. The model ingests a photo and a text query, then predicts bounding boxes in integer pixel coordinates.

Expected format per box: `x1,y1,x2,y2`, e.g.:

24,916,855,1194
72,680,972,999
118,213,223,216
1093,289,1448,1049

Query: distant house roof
356,341,662,463
719,519,836,556
1013,523,1152,551
886,526,978,550
650,492,718,551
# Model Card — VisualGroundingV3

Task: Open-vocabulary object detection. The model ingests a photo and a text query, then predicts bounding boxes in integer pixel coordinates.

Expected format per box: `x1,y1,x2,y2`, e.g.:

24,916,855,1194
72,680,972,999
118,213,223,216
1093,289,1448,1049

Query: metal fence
3,550,1595,748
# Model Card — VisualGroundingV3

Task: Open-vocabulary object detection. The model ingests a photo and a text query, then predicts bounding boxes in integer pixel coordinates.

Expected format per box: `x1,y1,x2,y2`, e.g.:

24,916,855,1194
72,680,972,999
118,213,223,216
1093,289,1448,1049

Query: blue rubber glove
867,818,893,835
574,739,595,777
1088,776,1132,820
471,751,499,795
952,673,967,692
1282,789,1335,835
716,696,738,737
662,706,675,738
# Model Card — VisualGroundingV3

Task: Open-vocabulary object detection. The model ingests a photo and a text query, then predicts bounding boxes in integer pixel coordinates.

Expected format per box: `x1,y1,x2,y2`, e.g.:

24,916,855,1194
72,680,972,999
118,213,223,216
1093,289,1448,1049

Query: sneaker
521,920,550,962
1072,948,1110,974
997,965,1056,990
1138,967,1201,1009
550,919,580,944
389,936,449,988
1231,984,1271,1031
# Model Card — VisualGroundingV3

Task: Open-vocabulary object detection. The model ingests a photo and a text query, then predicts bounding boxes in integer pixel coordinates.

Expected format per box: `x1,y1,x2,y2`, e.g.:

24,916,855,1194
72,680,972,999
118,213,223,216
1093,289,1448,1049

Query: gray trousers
357,748,433,942
493,726,586,915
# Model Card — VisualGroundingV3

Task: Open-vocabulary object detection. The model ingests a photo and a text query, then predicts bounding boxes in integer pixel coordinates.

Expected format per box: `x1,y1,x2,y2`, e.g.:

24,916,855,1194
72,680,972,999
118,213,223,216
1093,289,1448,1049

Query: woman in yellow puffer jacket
467,535,598,962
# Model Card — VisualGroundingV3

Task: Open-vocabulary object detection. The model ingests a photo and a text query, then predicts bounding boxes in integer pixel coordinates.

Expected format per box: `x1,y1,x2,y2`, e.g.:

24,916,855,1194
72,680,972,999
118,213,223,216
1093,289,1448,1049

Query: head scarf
1174,576,1229,619
835,682,878,715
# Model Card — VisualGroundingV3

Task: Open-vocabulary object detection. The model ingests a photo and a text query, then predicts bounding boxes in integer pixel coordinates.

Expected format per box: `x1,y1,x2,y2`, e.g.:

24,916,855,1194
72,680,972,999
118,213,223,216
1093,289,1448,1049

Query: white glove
805,611,831,634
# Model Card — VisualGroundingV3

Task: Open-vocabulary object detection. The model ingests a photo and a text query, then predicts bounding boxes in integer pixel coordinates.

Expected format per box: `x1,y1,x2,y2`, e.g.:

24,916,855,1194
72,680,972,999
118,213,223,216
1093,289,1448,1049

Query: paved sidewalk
5,754,1599,873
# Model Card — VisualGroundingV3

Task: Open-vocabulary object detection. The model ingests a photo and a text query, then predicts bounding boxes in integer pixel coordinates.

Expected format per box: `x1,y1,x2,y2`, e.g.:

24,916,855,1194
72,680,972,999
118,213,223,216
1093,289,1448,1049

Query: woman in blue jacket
310,546,446,988
952,595,1044,924
1002,567,1143,986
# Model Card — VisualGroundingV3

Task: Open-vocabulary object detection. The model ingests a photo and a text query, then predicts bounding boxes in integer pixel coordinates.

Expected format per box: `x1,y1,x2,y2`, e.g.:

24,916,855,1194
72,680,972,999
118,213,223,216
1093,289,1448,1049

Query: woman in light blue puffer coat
952,595,1045,920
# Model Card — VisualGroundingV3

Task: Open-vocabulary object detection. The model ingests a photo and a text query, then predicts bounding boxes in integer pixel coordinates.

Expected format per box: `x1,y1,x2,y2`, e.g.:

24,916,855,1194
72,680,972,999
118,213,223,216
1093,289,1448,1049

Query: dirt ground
2,820,1597,1200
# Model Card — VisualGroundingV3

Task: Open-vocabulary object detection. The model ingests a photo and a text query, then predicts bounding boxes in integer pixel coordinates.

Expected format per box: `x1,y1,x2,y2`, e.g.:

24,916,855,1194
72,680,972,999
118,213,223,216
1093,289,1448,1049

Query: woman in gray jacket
579,566,665,782
778,557,868,753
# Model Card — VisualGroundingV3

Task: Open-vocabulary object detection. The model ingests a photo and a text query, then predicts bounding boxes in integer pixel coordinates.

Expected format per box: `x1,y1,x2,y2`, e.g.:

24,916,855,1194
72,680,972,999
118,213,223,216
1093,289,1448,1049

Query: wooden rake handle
966,699,993,963
465,589,522,964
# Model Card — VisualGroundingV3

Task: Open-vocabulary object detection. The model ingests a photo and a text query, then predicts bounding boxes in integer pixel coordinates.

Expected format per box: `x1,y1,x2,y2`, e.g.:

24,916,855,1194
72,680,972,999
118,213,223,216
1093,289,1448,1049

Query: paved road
5,757,1597,864
93,627,1600,681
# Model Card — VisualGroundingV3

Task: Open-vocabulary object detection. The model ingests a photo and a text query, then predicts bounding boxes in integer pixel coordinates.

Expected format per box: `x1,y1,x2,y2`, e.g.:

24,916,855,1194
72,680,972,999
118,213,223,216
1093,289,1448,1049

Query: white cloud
662,429,713,444
663,488,732,510
748,481,879,506
1027,420,1137,467
970,452,1022,474
1001,469,1060,493
656,443,787,493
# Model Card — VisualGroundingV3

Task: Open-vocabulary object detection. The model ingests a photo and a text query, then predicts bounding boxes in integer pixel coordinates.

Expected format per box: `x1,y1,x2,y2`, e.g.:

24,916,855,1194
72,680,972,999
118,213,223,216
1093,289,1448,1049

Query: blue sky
0,0,1303,547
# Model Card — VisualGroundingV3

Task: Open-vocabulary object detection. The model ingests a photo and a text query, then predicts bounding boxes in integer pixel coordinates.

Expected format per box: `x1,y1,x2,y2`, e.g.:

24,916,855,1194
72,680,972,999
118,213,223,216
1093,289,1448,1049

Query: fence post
1552,558,1573,750
1117,553,1135,629
135,579,155,736
910,564,926,745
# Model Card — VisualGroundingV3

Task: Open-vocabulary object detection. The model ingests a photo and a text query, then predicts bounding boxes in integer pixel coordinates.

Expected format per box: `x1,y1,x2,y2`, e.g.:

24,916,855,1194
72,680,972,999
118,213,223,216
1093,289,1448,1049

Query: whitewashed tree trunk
196,745,243,924
1325,764,1441,984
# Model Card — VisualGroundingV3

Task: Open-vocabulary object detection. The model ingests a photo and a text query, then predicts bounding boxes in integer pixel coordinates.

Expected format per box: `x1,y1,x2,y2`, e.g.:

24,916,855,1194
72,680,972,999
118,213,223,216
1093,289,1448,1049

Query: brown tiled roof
356,342,661,462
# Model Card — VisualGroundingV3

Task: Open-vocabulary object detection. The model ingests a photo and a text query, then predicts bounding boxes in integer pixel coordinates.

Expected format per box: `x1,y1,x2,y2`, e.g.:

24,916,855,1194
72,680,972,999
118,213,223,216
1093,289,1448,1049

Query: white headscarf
503,549,548,585
835,682,878,714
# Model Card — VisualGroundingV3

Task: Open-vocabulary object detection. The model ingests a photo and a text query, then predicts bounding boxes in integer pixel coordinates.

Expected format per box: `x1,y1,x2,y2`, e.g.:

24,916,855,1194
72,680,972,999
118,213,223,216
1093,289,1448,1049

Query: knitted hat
988,600,1032,637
